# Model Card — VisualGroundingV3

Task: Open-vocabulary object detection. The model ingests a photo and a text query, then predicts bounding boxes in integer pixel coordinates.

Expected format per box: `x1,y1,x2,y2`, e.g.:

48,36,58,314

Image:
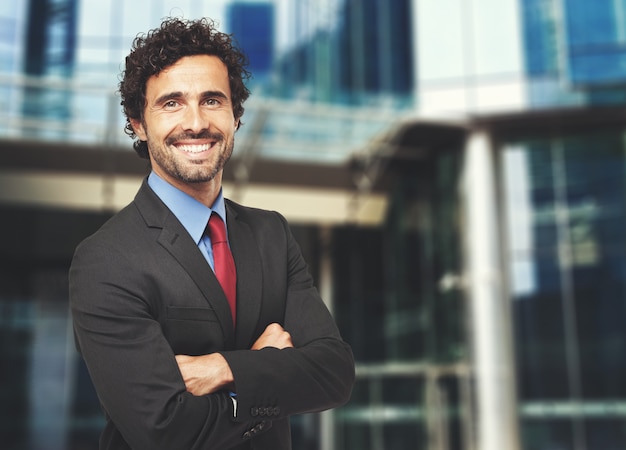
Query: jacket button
243,431,252,439
250,407,259,417
273,407,280,416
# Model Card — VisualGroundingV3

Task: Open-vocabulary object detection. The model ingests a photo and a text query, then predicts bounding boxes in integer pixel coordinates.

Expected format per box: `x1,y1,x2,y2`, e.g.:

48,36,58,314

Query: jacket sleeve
69,236,262,450
220,212,355,423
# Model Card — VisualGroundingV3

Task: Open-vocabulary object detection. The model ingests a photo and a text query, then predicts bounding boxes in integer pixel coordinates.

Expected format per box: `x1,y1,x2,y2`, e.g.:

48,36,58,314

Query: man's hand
176,323,292,396
175,353,234,396
251,323,294,350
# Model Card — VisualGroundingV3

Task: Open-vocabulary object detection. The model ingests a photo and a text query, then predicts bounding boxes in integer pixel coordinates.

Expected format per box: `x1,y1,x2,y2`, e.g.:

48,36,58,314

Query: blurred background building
1,0,626,449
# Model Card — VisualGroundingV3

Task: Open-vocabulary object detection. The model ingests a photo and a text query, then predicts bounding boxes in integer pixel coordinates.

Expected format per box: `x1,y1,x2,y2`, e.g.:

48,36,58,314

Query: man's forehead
146,55,231,95
156,55,228,77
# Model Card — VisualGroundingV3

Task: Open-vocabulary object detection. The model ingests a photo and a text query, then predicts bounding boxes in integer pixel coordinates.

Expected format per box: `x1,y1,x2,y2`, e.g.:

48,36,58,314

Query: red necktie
208,213,237,326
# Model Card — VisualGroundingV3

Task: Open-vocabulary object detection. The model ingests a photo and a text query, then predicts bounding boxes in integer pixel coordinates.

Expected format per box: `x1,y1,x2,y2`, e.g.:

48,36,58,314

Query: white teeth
178,143,211,153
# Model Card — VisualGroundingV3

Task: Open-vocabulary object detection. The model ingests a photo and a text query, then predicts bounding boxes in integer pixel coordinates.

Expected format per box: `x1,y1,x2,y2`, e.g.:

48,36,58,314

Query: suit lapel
226,202,264,349
134,181,235,346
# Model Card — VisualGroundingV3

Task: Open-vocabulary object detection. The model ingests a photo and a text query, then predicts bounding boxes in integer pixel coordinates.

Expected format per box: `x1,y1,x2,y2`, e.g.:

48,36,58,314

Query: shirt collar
147,171,227,244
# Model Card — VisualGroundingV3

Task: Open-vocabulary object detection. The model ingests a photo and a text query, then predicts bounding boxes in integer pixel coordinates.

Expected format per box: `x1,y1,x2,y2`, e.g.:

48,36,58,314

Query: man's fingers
251,323,294,350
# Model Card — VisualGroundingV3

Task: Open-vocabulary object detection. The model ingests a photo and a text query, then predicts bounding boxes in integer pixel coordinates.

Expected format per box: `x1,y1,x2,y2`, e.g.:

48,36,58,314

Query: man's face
131,55,238,187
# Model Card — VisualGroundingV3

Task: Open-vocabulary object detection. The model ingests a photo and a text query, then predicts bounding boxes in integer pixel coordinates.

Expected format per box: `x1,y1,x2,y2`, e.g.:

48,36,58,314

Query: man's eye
164,100,179,108
205,98,219,106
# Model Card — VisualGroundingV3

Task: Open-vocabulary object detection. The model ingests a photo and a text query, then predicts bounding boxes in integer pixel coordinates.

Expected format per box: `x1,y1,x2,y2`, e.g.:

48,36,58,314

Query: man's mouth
176,142,213,153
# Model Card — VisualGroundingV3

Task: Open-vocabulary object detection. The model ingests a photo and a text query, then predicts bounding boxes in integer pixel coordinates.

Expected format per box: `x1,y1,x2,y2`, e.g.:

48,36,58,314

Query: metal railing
0,71,406,165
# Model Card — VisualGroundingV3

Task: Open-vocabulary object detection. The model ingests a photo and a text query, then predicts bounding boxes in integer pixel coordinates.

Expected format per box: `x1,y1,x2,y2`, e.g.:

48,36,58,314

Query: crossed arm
175,323,294,396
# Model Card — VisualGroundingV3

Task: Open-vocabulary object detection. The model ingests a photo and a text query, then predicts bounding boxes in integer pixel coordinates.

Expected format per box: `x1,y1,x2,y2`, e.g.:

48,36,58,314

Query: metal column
463,129,520,450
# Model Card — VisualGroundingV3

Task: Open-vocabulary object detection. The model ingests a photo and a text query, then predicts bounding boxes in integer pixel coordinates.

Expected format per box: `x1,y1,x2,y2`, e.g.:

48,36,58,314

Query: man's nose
182,105,208,133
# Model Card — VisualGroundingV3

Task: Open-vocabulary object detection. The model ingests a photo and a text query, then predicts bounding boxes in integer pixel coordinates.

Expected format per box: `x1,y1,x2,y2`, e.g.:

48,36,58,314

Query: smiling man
69,18,354,450
132,54,237,206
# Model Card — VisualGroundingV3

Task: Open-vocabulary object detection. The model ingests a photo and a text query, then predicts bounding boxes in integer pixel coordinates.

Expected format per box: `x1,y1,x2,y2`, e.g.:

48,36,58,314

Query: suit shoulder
226,199,286,223
74,202,143,251
225,199,292,242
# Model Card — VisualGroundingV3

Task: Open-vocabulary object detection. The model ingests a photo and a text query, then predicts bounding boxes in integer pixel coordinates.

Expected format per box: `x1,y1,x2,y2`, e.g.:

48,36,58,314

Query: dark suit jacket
69,180,355,450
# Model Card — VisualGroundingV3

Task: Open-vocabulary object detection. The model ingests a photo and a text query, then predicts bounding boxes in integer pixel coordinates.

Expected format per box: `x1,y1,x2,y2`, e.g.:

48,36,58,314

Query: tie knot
208,213,227,244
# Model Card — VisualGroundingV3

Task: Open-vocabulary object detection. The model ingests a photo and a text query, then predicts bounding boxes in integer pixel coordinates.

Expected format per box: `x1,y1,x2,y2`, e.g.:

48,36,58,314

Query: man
69,17,354,450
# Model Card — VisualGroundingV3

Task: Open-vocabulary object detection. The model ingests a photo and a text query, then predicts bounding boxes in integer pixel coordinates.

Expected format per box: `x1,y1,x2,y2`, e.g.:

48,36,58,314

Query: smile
175,143,214,153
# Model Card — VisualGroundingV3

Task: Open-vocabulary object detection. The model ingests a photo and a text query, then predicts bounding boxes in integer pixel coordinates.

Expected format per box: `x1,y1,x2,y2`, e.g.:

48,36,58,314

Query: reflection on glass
503,131,626,449
333,147,469,449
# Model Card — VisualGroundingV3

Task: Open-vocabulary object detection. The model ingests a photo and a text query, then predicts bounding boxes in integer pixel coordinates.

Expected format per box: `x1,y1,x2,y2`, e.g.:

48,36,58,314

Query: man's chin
184,175,217,184
175,167,222,184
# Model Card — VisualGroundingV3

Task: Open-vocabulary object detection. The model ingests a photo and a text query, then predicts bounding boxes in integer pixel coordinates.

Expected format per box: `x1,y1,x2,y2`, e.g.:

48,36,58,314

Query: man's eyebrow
153,91,184,105
152,90,229,105
201,90,229,101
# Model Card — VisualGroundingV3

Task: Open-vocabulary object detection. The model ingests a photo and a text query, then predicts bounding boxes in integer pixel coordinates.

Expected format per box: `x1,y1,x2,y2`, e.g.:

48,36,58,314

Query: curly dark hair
119,17,251,159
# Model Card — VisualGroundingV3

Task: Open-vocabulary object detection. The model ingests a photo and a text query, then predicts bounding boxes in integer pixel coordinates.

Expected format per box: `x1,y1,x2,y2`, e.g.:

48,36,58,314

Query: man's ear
130,118,147,141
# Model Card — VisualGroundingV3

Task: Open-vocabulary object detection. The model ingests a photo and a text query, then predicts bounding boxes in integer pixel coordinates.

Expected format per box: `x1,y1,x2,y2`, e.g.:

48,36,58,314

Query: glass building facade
503,124,626,449
336,107,626,449
3,1,626,450
332,134,469,449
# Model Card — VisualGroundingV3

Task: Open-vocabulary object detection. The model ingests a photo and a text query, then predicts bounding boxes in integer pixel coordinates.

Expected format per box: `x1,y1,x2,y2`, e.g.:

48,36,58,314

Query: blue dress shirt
147,172,228,271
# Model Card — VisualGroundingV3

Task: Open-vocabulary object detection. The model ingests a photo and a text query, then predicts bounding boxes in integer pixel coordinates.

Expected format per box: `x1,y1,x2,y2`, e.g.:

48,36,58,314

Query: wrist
214,353,235,388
